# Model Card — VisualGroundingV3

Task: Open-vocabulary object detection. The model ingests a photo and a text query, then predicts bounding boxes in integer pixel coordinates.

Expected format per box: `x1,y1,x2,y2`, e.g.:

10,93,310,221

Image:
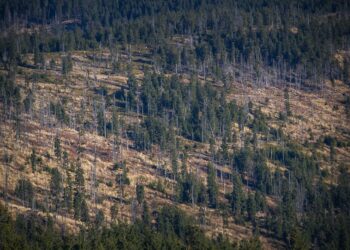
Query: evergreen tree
231,172,244,220
30,148,37,172
116,164,130,198
74,161,85,191
54,136,61,160
220,136,229,164
110,203,118,223
50,168,62,211
178,172,201,205
127,73,138,111
142,201,151,226
95,209,105,228
73,160,89,222
34,48,44,69
330,139,336,162
136,184,145,205
171,144,179,181
247,192,256,222
64,169,73,211
14,179,34,207
73,192,89,222
23,90,34,114
62,151,69,170
284,88,291,117
290,227,311,250
61,54,73,75
207,163,218,208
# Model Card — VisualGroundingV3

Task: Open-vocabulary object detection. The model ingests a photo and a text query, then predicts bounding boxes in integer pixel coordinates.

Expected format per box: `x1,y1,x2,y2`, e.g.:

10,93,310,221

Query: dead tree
2,152,12,206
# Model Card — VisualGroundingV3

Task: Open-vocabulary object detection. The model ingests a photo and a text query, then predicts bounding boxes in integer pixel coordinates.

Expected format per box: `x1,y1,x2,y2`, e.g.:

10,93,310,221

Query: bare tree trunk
4,159,9,206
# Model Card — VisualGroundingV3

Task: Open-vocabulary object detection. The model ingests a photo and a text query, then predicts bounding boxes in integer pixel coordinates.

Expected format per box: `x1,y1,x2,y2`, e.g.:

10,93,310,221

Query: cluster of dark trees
0,203,262,250
125,72,239,144
1,0,349,84
1,55,349,249
1,1,350,249
110,70,350,249
2,64,349,248
13,140,90,223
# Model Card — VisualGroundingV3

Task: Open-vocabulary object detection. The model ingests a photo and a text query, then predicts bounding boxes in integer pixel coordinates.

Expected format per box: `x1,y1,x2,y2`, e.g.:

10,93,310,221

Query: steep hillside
1,45,350,249
1,1,350,249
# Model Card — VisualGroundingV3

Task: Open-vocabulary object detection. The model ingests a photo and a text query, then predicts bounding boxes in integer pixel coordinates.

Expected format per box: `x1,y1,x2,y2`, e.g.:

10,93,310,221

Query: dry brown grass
1,48,349,249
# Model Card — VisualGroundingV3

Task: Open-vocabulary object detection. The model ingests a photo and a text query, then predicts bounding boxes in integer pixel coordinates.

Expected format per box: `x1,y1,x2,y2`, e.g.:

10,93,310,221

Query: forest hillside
0,1,350,249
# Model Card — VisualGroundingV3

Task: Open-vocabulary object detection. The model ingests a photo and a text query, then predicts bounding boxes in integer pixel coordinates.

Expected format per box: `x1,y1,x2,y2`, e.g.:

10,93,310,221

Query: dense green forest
0,204,263,249
1,0,350,84
0,0,350,250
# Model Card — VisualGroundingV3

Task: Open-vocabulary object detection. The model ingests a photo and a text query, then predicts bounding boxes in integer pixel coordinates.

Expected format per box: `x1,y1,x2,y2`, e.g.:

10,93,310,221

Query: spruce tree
54,136,61,160
142,201,151,226
30,148,37,172
61,54,73,75
73,160,89,222
231,172,244,219
64,169,73,211
207,163,218,208
247,192,256,222
136,184,145,205
50,168,62,211
15,179,34,207
110,203,118,223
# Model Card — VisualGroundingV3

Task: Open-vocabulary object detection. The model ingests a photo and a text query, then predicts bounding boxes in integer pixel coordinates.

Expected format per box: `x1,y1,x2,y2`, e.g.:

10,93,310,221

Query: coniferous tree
34,47,44,69
284,88,291,117
14,179,34,207
116,164,130,199
207,163,218,208
142,201,151,226
330,139,336,163
23,90,34,114
95,209,105,228
74,192,89,222
127,73,138,111
54,136,61,160
136,184,145,205
30,148,37,172
64,169,73,211
50,168,62,211
61,54,73,75
73,160,89,222
62,151,69,170
110,203,118,223
171,144,179,182
247,192,256,222
220,136,229,164
231,172,244,220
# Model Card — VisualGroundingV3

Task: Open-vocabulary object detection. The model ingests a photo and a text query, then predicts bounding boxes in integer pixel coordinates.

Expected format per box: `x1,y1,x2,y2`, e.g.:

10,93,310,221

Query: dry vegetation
1,46,349,249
